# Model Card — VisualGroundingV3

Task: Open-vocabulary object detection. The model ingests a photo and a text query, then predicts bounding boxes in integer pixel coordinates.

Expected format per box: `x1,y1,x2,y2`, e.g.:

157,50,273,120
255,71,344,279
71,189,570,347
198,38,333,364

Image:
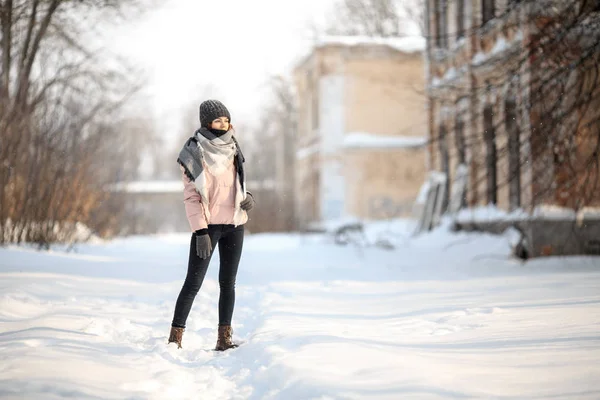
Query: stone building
425,0,600,256
293,36,428,227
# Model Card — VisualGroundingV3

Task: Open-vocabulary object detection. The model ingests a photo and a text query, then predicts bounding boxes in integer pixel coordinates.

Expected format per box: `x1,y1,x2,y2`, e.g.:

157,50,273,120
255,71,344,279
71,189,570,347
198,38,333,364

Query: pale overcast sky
107,0,335,138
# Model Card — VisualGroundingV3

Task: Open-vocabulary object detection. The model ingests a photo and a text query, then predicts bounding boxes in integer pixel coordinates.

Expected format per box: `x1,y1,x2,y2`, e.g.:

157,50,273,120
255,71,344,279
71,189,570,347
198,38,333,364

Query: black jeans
172,224,244,328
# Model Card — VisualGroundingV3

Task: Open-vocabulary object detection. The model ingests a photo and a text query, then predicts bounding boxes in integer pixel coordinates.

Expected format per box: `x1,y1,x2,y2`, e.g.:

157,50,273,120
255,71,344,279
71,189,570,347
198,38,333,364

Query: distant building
107,180,275,234
293,36,428,227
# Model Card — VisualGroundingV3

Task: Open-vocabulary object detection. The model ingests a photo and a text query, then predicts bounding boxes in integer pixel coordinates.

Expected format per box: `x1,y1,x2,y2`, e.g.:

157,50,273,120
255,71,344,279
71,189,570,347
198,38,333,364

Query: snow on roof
316,35,426,54
472,30,523,66
107,179,277,193
579,207,600,218
343,132,427,150
532,205,577,220
431,67,459,88
296,144,320,160
455,205,529,223
454,204,600,224
107,180,183,194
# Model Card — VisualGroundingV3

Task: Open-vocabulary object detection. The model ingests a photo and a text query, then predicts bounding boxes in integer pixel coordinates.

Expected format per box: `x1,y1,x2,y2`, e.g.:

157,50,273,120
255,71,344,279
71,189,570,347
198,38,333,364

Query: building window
457,0,465,40
483,105,497,205
505,99,521,210
454,116,467,208
508,0,522,9
311,90,319,131
307,69,319,131
438,124,450,212
482,0,495,24
434,0,448,48
311,168,320,221
455,117,466,165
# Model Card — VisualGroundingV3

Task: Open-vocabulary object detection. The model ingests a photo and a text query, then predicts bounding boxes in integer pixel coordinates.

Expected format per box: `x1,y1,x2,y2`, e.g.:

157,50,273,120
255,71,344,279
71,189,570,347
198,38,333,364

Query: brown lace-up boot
215,325,238,351
168,326,184,349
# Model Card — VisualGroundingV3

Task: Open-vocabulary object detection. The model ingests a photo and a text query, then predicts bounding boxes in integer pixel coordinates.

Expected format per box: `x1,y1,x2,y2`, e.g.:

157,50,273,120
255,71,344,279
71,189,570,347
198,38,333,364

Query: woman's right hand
195,232,212,259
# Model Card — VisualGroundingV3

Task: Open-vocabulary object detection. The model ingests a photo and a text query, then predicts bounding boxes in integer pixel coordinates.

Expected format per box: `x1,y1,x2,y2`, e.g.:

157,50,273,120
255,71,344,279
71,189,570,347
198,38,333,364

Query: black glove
195,231,212,259
240,192,255,211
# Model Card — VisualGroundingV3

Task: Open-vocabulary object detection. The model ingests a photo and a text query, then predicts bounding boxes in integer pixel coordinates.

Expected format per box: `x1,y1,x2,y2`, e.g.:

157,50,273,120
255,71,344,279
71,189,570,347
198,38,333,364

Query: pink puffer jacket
181,164,247,231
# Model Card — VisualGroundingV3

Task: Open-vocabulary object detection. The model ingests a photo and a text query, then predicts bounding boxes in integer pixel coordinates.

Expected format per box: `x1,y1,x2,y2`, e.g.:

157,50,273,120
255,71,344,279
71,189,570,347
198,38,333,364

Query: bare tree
0,0,152,247
398,0,425,35
325,0,424,37
159,84,225,181
243,75,298,233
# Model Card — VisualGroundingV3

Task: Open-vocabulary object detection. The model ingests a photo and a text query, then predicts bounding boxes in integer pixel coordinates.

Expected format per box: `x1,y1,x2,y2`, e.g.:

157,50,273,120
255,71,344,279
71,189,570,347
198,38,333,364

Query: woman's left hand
240,192,255,211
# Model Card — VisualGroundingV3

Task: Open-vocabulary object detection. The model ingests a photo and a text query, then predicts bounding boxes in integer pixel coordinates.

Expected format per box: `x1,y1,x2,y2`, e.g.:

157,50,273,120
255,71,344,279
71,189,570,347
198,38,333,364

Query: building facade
425,0,600,214
293,37,428,227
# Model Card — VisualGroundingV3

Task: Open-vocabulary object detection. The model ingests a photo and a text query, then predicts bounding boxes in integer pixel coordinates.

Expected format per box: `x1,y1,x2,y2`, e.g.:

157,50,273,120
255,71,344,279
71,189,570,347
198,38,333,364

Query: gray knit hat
199,100,231,127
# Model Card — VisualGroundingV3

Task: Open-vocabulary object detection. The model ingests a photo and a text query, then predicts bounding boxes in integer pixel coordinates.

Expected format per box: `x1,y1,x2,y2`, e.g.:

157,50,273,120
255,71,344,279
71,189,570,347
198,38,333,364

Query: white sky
106,0,335,138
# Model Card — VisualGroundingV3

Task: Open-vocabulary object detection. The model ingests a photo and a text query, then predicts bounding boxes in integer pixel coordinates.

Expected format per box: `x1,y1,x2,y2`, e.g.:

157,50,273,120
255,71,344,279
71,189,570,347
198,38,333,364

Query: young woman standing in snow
168,100,255,351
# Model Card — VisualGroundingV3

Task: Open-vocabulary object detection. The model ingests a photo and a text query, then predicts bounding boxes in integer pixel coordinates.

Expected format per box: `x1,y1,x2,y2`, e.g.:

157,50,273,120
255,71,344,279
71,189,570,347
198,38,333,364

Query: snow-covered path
1,223,600,399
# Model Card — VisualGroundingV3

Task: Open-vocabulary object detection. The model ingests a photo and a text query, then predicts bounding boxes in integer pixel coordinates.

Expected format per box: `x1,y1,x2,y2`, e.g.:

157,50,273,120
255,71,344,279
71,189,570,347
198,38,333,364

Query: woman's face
211,117,230,131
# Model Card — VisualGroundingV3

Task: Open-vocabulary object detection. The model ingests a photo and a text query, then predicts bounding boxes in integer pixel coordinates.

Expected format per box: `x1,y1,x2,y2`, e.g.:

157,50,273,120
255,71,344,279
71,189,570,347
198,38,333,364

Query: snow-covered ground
1,220,600,399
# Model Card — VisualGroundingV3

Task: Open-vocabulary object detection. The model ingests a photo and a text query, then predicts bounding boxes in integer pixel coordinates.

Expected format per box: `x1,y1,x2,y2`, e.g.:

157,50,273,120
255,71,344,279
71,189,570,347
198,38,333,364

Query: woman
168,99,254,351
